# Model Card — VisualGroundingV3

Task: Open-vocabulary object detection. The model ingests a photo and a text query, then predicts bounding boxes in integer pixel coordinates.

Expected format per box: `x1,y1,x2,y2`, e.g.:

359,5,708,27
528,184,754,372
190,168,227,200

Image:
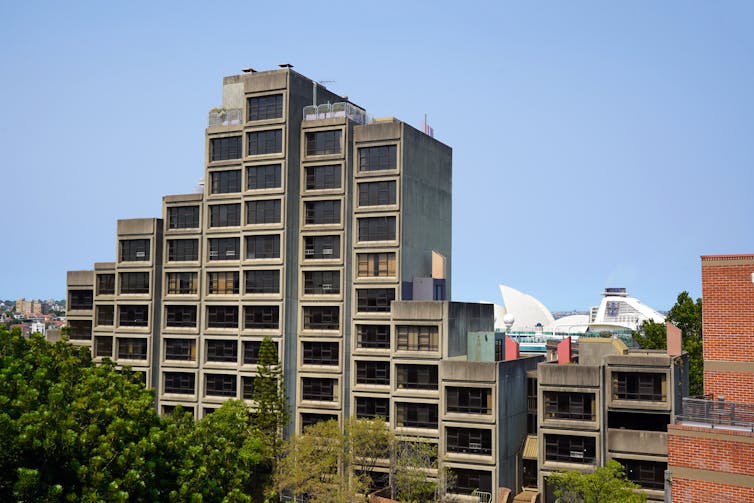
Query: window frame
210,136,242,162
247,163,282,191
305,129,342,156
247,93,284,122
210,169,242,194
247,128,283,156
167,205,200,229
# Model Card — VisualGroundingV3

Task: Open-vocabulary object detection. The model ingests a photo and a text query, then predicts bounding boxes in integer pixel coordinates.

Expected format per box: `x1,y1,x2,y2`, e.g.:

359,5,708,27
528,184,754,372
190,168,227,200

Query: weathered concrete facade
537,338,687,503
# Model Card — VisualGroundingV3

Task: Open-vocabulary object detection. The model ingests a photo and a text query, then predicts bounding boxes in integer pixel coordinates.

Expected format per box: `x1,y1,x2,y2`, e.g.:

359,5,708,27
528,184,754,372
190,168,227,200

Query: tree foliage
0,327,269,502
633,291,704,396
391,439,453,503
276,419,365,502
251,336,288,500
275,417,393,502
547,460,646,503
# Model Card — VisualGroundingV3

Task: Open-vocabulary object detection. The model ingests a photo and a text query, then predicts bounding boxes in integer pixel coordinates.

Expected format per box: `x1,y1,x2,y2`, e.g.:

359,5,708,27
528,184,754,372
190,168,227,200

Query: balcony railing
208,108,242,126
303,102,371,124
677,397,754,431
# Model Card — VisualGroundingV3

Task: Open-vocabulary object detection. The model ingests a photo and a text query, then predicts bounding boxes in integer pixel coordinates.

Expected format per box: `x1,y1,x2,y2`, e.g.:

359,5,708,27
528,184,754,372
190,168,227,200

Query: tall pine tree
252,336,288,490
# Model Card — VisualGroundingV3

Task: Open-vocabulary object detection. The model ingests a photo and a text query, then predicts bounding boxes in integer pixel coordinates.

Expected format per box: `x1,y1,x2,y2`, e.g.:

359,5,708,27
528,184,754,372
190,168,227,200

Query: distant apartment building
668,254,754,502
14,298,45,315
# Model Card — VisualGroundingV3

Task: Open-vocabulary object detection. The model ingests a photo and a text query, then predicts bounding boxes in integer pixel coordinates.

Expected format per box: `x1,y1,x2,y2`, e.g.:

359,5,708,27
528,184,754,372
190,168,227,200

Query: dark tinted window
247,164,282,190
302,377,335,401
356,396,389,420
358,181,396,206
246,234,280,259
208,238,239,260
205,374,237,397
164,372,195,394
305,164,341,190
210,170,242,194
244,305,280,329
119,305,148,327
248,94,283,121
303,270,339,295
168,206,199,229
303,235,340,259
167,239,199,262
120,239,150,261
165,339,195,361
119,272,149,294
206,340,238,362
304,200,340,225
248,129,282,155
245,270,280,294
96,305,114,326
302,342,339,365
206,306,238,328
356,324,390,349
302,306,339,330
356,360,390,385
209,204,241,227
357,288,395,313
165,305,197,328
358,216,396,241
69,290,93,309
96,274,115,295
359,145,397,171
210,136,242,161
247,200,281,224
306,130,341,156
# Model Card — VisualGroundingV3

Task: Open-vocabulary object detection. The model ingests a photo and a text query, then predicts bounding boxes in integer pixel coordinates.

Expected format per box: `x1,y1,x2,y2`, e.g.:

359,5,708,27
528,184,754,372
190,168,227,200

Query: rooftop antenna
313,80,336,106
422,113,434,138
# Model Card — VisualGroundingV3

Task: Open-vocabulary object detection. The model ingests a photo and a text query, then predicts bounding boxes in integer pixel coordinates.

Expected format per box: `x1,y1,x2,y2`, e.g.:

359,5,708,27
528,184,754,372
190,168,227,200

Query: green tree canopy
0,327,269,502
547,460,646,503
633,291,704,396
275,417,393,503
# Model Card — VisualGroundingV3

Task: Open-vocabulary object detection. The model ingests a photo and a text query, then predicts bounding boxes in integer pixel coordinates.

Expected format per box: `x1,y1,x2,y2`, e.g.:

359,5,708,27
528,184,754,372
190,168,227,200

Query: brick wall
701,255,754,397
704,370,754,403
671,478,754,503
669,424,754,502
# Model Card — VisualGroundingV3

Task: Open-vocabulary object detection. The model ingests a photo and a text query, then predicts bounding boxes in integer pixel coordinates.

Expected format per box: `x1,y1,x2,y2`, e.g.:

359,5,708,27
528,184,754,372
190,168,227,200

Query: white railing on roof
303,102,371,124
208,108,242,126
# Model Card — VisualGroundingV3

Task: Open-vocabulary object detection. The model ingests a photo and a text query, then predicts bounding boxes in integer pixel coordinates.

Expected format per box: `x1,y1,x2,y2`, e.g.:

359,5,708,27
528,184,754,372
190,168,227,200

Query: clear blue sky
2,1,753,311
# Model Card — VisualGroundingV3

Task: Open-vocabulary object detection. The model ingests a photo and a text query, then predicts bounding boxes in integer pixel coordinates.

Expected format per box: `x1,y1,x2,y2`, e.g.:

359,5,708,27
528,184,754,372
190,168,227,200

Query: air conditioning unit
209,251,219,257
321,283,332,292
469,442,482,451
322,248,333,255
304,249,315,256
136,251,145,258
225,250,236,257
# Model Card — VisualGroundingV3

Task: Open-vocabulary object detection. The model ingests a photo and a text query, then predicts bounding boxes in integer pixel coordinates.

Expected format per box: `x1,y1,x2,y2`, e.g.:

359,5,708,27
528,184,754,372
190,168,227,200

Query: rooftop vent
242,68,256,73
279,63,293,68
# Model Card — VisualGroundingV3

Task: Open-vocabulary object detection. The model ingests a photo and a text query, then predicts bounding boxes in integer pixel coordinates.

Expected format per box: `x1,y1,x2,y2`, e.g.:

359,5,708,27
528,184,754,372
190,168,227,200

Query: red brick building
668,254,754,502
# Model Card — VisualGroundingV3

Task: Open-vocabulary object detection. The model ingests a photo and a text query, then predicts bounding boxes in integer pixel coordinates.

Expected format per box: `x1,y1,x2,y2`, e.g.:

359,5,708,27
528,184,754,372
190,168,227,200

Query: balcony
677,397,754,431
302,102,370,124
208,108,242,126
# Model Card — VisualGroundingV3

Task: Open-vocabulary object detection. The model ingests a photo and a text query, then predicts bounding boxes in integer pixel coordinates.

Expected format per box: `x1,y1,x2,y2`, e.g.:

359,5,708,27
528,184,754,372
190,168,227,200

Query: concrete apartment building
65,65,699,502
534,337,688,502
65,67,549,501
668,254,754,502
